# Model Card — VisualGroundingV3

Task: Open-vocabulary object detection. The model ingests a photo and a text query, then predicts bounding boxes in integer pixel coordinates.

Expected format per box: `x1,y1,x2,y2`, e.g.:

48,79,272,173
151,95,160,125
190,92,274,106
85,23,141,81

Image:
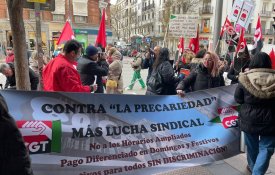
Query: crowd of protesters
0,39,274,175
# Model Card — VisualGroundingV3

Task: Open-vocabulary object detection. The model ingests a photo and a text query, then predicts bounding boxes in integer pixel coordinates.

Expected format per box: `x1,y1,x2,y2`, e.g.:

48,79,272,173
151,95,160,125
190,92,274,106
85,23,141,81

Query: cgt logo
222,116,238,129
17,120,61,154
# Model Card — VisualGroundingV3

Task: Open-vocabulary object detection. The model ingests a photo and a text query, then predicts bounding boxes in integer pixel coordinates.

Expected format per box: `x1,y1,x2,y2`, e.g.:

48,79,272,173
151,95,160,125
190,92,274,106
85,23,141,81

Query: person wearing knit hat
77,45,109,93
106,50,123,94
126,51,145,90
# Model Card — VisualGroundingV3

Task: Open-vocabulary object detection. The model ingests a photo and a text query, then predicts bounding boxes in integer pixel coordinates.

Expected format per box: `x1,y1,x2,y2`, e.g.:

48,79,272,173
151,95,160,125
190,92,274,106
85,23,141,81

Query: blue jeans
244,132,275,175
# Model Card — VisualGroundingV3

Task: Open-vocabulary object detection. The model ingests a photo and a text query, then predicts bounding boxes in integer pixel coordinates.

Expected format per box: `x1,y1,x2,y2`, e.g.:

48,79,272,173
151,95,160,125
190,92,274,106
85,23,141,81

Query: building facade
0,0,112,56
111,0,275,55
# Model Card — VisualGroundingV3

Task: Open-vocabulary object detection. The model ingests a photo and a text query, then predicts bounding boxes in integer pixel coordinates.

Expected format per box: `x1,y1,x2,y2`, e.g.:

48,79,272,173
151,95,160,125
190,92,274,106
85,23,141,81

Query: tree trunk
7,0,30,90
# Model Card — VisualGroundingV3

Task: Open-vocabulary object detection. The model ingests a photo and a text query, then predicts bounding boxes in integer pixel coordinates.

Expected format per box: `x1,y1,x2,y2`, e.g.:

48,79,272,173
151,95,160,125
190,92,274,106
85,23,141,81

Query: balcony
142,3,155,11
199,6,214,15
200,27,212,33
130,11,137,17
259,11,271,17
263,29,274,35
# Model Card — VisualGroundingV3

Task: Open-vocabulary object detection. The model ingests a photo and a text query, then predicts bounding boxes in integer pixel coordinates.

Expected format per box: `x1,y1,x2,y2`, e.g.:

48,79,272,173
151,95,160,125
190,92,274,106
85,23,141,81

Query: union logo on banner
17,120,61,154
209,106,239,129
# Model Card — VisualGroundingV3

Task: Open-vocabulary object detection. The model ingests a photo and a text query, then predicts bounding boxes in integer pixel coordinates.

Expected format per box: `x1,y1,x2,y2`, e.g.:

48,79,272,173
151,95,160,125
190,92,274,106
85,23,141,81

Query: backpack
147,66,163,94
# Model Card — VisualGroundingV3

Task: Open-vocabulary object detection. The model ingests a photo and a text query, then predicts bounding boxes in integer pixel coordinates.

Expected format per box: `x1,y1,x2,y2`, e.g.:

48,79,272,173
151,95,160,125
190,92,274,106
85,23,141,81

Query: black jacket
5,63,38,90
234,68,275,136
142,53,155,84
227,58,250,84
177,64,225,92
0,95,33,175
146,61,178,95
77,56,109,93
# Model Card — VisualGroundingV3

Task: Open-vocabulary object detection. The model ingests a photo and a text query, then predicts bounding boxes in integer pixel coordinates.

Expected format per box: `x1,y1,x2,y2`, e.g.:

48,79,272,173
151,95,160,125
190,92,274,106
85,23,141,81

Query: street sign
23,0,55,11
145,37,151,43
169,14,198,38
27,0,46,3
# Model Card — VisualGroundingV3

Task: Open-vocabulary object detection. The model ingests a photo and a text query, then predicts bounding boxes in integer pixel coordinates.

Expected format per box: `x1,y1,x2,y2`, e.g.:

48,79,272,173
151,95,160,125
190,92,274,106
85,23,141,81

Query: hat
96,47,103,53
86,45,98,57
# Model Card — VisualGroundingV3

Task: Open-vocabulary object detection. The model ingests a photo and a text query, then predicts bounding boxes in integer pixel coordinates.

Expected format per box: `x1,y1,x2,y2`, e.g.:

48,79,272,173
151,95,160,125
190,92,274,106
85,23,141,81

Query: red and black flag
251,15,263,55
219,17,235,40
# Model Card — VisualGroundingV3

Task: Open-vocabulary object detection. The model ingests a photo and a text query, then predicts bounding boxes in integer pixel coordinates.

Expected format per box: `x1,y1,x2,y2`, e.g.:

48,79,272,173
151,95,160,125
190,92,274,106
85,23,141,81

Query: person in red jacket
43,40,97,92
5,47,15,63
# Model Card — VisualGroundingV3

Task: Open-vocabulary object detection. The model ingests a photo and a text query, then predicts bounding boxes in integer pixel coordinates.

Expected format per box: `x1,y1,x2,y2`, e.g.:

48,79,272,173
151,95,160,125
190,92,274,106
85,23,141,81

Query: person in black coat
227,48,250,84
0,95,33,175
142,46,161,84
77,46,109,93
0,63,38,90
146,48,178,95
234,52,275,175
176,51,225,94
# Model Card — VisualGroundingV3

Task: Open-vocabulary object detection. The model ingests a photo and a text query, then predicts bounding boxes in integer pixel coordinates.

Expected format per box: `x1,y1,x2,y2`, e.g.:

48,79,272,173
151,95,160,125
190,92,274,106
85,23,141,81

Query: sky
110,0,117,4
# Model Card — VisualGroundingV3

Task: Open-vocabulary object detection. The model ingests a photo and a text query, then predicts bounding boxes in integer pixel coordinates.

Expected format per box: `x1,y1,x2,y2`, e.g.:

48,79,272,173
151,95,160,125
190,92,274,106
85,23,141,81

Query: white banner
229,0,244,22
169,14,198,38
236,1,254,29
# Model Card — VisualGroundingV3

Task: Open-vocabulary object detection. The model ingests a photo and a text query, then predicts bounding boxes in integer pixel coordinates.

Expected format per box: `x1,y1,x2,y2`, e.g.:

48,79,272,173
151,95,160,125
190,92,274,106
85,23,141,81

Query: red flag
189,26,199,54
95,9,106,48
251,15,263,55
269,48,275,70
57,21,75,45
236,28,247,54
219,17,235,39
177,37,184,54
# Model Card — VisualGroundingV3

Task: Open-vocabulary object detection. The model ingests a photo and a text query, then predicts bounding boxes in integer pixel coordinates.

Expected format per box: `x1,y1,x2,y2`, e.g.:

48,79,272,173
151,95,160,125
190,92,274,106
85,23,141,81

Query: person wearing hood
126,50,146,90
234,52,275,175
176,51,225,95
189,49,206,72
77,46,109,93
227,48,250,84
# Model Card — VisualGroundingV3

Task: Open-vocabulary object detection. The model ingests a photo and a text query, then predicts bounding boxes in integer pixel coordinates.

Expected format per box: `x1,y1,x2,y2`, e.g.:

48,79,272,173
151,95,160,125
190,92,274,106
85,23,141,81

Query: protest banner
169,14,198,38
0,84,240,175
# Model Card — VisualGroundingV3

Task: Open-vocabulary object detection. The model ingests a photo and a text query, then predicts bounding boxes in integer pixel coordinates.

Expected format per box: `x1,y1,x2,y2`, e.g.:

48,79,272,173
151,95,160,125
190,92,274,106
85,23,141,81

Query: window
53,14,65,21
202,18,210,33
152,12,154,19
73,0,88,16
262,3,268,12
52,0,65,15
74,15,87,23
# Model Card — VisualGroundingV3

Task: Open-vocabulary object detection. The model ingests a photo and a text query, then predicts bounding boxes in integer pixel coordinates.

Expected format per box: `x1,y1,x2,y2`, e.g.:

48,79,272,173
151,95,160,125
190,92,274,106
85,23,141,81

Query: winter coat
189,57,203,72
43,54,90,92
234,68,275,136
142,54,155,84
106,59,123,94
0,95,33,175
227,60,250,84
146,61,178,95
5,63,38,90
131,55,142,71
5,54,14,63
176,64,225,92
77,56,109,93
